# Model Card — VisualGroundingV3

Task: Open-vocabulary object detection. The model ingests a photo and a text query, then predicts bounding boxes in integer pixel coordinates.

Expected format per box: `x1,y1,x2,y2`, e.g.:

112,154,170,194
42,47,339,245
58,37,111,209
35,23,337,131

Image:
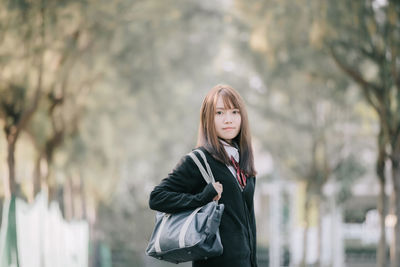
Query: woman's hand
212,182,223,201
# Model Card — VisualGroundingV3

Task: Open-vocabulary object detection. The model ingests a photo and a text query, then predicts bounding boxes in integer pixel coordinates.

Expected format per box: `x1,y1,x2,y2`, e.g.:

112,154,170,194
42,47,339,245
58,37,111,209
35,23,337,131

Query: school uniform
149,146,257,267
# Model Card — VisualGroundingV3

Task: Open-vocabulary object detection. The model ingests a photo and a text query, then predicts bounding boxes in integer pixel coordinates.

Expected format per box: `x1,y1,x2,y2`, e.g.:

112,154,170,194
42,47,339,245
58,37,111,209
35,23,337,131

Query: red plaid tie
230,156,247,188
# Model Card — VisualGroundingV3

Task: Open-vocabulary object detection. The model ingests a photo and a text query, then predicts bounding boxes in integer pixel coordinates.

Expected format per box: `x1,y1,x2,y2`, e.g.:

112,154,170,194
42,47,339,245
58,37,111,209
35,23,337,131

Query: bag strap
196,149,215,183
188,149,215,184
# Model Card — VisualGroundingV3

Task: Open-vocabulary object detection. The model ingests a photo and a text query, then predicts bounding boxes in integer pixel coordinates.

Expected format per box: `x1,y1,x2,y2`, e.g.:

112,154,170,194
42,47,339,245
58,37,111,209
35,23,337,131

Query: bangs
217,89,240,110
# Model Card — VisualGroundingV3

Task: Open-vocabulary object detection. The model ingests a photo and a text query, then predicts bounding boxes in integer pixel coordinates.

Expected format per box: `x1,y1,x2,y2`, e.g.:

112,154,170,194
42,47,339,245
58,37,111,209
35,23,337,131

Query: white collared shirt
220,140,239,177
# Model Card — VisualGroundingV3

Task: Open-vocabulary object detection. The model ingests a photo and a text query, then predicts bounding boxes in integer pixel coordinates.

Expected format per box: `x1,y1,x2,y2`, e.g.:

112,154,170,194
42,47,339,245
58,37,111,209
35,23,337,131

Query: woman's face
214,95,241,143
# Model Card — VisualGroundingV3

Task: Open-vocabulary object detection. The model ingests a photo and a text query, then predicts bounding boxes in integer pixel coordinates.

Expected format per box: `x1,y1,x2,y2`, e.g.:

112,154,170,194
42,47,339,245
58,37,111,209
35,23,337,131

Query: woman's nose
224,112,233,123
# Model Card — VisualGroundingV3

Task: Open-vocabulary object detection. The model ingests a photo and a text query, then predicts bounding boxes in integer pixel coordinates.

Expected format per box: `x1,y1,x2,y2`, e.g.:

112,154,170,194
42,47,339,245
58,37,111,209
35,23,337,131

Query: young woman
149,84,258,267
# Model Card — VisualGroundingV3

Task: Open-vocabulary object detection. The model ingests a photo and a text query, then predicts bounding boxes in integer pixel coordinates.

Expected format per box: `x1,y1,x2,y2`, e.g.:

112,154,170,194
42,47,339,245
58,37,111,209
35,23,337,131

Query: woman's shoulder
175,147,211,168
190,147,228,172
191,146,207,154
190,146,216,162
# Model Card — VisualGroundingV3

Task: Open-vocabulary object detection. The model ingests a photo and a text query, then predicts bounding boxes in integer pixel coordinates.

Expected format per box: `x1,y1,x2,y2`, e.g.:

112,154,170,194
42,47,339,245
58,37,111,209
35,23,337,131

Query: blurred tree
0,0,45,265
233,0,371,265
319,1,400,266
0,0,139,266
0,0,45,199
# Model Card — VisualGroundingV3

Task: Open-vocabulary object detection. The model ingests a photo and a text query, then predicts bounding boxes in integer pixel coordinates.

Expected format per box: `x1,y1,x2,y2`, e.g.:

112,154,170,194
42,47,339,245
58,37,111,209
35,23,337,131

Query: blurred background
0,0,399,266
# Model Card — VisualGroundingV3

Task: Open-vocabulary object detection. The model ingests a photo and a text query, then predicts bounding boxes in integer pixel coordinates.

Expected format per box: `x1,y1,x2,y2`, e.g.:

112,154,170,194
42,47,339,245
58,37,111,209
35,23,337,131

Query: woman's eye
216,111,223,115
233,110,240,114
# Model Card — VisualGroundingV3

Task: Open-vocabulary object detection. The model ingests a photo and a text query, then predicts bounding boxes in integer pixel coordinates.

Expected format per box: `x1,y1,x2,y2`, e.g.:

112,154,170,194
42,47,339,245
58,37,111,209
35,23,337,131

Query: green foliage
335,155,366,183
335,154,367,204
234,0,372,195
322,0,400,134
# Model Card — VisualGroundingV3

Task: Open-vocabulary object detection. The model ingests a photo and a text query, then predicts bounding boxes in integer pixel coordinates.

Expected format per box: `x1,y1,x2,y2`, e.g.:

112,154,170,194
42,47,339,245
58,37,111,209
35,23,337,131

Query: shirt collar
220,139,239,162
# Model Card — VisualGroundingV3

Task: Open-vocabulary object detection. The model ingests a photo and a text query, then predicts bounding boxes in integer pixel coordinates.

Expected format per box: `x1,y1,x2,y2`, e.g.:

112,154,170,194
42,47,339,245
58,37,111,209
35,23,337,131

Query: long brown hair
196,84,257,177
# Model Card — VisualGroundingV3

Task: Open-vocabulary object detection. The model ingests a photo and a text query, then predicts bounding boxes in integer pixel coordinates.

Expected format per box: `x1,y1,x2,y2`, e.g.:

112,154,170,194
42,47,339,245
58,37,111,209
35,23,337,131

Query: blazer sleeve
149,153,218,213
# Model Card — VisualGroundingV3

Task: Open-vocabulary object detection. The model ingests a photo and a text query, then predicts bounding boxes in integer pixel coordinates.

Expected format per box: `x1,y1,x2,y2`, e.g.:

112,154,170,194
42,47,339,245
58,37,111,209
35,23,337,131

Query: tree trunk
88,205,98,267
33,153,43,198
378,176,388,267
45,163,56,203
391,152,400,267
2,129,20,267
377,127,388,267
316,198,322,267
5,137,17,198
72,174,83,220
78,172,87,220
301,196,310,267
63,175,74,220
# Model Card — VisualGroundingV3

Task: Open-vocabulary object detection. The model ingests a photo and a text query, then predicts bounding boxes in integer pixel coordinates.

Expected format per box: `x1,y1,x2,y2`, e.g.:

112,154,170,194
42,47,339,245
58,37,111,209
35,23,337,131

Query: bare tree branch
328,45,381,112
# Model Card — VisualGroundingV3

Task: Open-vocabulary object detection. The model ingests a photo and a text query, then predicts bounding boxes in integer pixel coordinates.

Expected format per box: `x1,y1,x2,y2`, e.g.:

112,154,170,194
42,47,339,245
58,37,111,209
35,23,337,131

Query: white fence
0,193,89,267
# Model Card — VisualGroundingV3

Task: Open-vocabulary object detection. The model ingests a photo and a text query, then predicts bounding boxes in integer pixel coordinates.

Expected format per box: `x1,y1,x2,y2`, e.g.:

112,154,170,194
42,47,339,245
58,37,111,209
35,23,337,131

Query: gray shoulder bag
145,149,224,263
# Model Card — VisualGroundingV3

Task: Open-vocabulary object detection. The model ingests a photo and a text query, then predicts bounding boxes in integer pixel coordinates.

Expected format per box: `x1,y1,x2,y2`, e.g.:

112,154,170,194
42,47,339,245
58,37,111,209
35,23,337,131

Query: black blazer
149,147,257,267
